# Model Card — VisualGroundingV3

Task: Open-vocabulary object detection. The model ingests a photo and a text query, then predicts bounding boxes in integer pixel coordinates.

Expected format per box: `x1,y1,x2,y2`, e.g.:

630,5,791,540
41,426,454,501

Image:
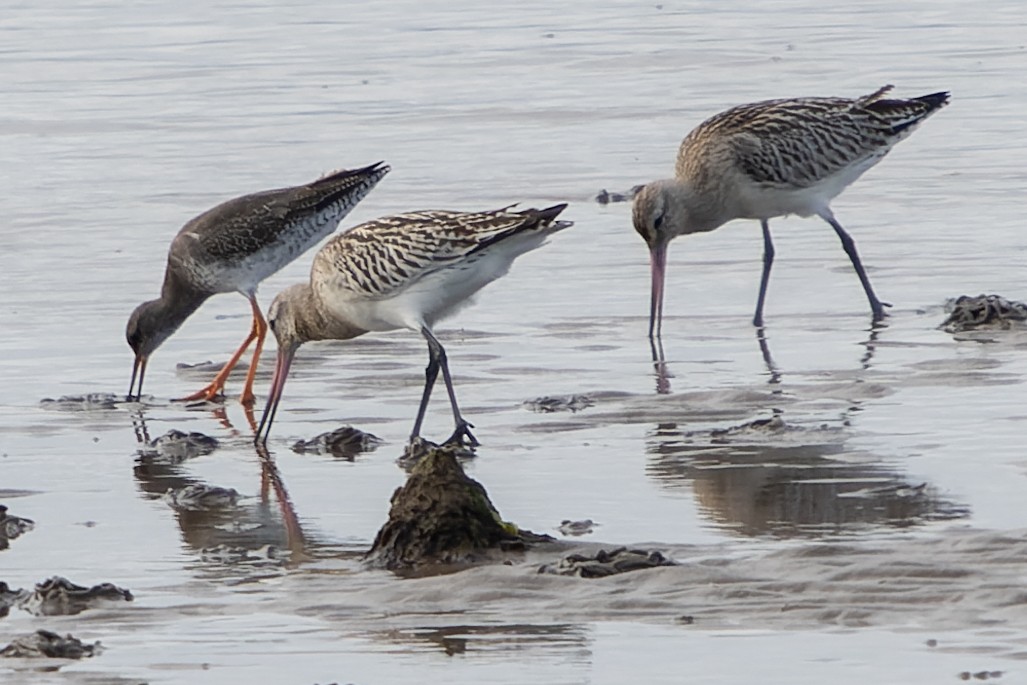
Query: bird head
255,284,311,444
125,299,178,400
632,181,684,339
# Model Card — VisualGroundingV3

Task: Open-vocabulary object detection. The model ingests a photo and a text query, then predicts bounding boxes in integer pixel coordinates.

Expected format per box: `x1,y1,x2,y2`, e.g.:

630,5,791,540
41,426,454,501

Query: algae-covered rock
366,445,548,570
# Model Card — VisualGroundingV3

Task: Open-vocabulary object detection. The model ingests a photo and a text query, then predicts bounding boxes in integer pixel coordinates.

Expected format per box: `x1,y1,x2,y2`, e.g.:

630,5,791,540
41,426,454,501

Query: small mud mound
0,505,34,550
595,185,644,205
538,547,677,578
0,630,100,659
366,447,549,571
942,294,1027,333
0,582,19,618
138,429,219,463
163,484,239,511
557,519,599,537
39,393,121,411
15,576,133,617
292,425,383,459
199,543,282,566
523,395,595,413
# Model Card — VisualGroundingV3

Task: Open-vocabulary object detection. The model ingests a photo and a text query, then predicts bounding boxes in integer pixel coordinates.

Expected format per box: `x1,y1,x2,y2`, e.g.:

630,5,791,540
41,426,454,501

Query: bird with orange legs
126,162,389,405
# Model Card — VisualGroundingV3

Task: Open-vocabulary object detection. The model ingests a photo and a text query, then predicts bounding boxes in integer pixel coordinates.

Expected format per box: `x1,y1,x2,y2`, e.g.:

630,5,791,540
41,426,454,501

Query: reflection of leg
755,327,781,385
820,211,890,320
649,337,672,395
239,295,267,407
255,444,305,558
241,403,258,434
860,323,885,370
131,413,150,444
422,327,478,447
211,406,233,431
753,220,775,327
177,297,259,403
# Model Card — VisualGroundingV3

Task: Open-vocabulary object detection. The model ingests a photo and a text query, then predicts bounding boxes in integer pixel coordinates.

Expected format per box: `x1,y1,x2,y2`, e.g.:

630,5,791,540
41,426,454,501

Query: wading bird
632,86,949,336
254,204,572,447
126,162,389,404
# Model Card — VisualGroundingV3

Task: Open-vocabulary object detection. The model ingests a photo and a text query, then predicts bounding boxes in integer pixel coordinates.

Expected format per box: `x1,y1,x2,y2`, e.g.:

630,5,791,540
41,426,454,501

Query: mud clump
15,576,133,617
595,185,644,205
0,582,19,618
523,395,595,413
163,484,239,511
199,543,281,566
366,447,549,571
941,294,1027,333
138,429,219,463
292,425,383,460
557,519,599,536
0,505,34,550
0,630,100,659
538,547,677,578
39,393,121,411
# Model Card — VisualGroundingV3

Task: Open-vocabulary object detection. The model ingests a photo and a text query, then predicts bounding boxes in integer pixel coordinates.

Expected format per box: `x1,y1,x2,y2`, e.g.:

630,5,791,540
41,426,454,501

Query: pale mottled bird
633,86,950,336
254,204,572,446
126,162,390,405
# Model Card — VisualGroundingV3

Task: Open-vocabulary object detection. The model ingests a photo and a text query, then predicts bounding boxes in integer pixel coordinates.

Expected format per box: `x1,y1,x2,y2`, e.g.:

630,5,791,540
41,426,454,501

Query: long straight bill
127,355,147,402
648,241,668,339
254,345,296,444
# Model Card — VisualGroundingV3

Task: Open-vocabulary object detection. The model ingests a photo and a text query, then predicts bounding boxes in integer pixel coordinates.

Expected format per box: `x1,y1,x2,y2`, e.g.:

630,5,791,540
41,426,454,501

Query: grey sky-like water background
3,1,1027,683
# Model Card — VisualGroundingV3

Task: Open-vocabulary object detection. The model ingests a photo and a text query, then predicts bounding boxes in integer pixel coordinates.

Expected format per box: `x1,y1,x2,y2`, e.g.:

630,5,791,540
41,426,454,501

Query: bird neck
289,285,366,343
665,179,728,236
157,268,209,327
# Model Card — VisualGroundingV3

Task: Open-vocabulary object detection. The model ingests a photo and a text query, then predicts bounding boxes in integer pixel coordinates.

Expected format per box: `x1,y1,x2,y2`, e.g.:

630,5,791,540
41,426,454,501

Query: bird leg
416,327,479,448
753,219,775,328
238,297,268,407
176,295,262,404
409,343,441,442
820,212,891,320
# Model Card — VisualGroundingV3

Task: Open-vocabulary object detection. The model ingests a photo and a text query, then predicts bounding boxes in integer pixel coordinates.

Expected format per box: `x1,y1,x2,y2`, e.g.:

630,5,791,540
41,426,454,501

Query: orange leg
176,295,261,404
238,297,267,407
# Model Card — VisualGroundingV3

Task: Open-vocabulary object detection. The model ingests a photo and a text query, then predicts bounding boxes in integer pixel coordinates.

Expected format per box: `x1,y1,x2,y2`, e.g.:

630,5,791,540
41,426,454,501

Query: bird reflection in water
651,321,887,395
645,418,968,538
131,414,309,567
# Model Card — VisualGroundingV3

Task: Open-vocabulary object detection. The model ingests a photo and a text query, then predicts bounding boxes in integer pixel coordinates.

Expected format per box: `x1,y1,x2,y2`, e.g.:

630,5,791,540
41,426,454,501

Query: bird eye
654,213,665,231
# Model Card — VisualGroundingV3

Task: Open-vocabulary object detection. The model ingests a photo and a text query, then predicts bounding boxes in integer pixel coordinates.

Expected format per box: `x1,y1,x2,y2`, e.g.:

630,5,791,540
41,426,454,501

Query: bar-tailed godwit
126,162,390,405
254,204,572,446
633,86,949,336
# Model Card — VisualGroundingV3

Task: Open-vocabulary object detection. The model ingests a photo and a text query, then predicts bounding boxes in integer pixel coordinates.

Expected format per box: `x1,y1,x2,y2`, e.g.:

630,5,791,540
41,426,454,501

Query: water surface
2,0,1027,682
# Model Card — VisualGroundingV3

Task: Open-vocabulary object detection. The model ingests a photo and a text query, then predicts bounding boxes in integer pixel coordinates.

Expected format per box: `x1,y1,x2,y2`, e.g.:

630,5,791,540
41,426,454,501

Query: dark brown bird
126,162,390,405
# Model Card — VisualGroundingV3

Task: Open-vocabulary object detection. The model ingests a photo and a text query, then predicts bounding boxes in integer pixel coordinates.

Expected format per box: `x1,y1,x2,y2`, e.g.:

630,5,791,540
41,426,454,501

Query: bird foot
174,386,226,404
401,435,477,467
444,419,480,449
871,301,893,321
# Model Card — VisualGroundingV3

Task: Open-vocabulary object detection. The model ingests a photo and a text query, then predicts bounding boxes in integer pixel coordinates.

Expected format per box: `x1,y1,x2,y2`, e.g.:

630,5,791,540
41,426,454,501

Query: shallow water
3,0,1027,682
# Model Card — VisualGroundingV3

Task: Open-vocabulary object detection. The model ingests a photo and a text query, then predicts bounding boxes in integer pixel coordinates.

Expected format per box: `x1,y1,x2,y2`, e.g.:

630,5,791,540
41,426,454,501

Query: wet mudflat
3,0,1027,683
